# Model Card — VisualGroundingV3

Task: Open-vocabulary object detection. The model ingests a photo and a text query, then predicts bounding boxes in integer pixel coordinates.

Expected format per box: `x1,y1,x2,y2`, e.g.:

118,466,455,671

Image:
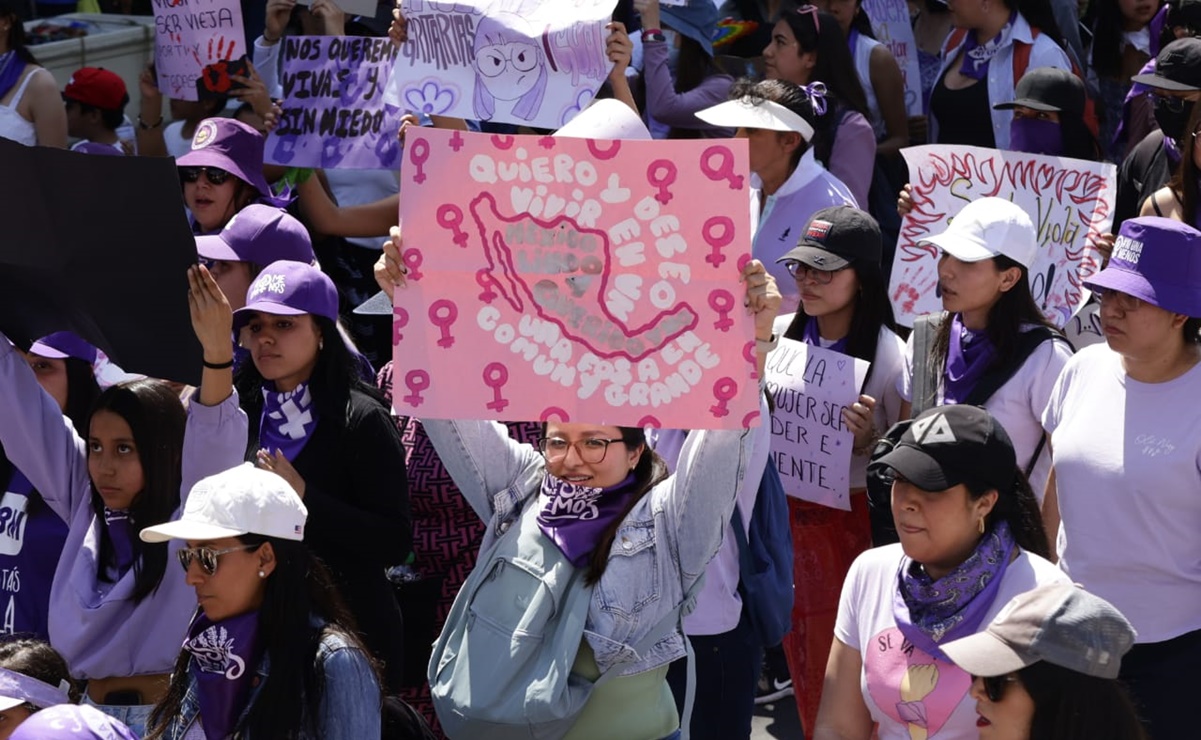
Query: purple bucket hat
196,204,315,266
1084,216,1201,316
29,331,98,363
233,260,339,332
177,117,272,198
9,703,139,740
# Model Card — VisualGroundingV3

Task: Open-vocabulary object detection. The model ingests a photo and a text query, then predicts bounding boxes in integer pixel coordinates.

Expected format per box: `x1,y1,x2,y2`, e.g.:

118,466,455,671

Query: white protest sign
1063,298,1105,349
890,145,1116,328
299,0,377,17
151,0,247,101
386,0,614,130
765,338,869,510
862,0,923,115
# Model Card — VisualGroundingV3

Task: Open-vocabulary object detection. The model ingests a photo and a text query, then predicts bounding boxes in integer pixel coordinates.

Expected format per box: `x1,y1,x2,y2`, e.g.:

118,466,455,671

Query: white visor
695,97,815,141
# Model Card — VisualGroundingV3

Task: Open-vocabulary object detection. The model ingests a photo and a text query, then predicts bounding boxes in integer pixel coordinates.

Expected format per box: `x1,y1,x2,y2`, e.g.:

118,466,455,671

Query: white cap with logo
918,197,1039,269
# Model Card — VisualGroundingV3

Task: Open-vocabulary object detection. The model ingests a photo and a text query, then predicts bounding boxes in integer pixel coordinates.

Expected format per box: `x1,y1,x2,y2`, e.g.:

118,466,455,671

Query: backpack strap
910,312,946,416
961,326,1062,408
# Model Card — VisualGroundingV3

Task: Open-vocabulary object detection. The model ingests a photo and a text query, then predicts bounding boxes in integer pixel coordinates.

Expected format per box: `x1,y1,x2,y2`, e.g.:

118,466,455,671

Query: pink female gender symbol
708,289,736,331
437,204,469,248
403,370,430,407
737,254,752,272
700,145,744,190
709,378,739,418
743,340,758,380
392,306,409,344
483,362,510,412
647,160,678,205
637,415,662,430
428,300,458,348
402,248,424,281
587,140,621,160
476,269,498,303
409,138,430,184
703,216,735,268
742,410,761,429
491,135,515,150
540,407,570,422
448,130,465,152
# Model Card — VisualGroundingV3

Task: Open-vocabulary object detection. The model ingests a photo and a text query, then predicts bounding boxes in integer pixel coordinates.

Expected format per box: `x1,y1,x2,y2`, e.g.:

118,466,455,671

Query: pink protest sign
152,0,247,101
392,128,759,429
891,145,1116,328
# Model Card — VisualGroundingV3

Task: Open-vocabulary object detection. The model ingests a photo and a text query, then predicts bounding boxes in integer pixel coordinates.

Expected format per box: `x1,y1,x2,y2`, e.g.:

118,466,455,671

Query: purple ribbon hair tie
0,666,71,710
802,81,828,117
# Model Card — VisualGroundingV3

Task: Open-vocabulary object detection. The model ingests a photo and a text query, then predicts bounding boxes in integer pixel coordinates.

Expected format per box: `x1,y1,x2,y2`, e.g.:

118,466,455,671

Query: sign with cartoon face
385,0,614,130
392,128,760,429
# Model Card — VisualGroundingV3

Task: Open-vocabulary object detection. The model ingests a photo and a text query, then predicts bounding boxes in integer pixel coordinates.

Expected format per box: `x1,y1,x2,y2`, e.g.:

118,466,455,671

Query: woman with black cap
812,404,1066,740
993,66,1104,160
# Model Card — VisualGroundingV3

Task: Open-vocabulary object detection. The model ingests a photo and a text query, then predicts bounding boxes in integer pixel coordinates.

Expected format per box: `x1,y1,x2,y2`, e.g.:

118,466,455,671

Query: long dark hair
930,256,1060,379
1167,99,1201,223
146,538,381,739
1059,110,1105,161
0,1,37,65
88,380,186,603
1086,0,1132,79
728,77,821,172
850,1,877,40
0,639,80,707
967,467,1049,558
1020,660,1148,740
1007,0,1068,51
783,257,898,388
668,35,726,140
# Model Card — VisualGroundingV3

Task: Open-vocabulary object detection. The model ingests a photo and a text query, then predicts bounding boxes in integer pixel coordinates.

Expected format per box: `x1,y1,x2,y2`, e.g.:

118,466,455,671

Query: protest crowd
1,0,1199,738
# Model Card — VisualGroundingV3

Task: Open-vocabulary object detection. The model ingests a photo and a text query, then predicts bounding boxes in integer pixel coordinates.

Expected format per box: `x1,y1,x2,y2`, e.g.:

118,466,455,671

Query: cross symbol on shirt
275,396,312,439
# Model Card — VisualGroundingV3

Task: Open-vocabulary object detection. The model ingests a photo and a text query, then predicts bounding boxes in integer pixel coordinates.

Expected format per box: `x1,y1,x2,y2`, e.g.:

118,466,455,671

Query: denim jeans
83,693,154,737
666,608,764,740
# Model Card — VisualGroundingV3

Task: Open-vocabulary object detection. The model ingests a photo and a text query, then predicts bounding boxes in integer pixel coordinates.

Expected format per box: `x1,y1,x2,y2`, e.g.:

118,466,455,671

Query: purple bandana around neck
893,521,1016,661
942,314,996,404
0,52,28,103
959,11,1016,81
259,381,319,461
847,27,860,56
802,317,849,354
536,473,640,567
1165,135,1183,167
102,508,137,577
183,610,263,740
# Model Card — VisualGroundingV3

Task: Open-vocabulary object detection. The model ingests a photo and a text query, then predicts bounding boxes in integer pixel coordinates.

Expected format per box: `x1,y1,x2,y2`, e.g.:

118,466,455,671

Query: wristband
137,114,163,130
642,28,665,42
203,358,234,370
755,333,779,353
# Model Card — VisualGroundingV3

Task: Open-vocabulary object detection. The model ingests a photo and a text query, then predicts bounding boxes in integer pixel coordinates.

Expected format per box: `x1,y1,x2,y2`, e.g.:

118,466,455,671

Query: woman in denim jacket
374,234,778,739
139,463,382,740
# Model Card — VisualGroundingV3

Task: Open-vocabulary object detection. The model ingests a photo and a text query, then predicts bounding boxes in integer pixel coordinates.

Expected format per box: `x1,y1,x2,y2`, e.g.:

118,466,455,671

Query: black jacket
1113,130,1173,234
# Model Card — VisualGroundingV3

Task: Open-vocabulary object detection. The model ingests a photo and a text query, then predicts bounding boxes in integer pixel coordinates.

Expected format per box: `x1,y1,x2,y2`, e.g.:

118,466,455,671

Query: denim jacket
157,625,381,740
423,398,766,677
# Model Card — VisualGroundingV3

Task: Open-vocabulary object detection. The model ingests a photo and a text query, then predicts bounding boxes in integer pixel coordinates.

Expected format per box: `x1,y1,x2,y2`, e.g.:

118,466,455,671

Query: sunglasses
179,166,233,186
975,674,1020,702
177,544,259,575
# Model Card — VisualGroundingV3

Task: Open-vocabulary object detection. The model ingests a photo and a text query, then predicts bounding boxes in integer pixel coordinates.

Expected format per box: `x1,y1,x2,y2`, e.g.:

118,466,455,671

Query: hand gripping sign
392,128,760,430
890,145,1116,328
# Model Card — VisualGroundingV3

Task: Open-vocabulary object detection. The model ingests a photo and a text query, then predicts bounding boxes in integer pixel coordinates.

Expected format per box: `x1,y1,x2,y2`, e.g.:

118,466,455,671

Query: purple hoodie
0,341,247,679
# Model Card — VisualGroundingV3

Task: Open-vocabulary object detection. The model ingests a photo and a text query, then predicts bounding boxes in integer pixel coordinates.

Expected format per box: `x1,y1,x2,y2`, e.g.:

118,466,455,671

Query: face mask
1154,95,1193,143
1009,117,1063,156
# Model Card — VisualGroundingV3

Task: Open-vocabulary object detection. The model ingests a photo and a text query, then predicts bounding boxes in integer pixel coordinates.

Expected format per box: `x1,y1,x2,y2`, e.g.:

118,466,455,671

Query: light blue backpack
428,477,699,739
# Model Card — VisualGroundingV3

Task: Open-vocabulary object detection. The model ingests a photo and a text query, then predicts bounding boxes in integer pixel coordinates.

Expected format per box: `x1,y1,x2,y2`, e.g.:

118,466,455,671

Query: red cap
63,68,128,111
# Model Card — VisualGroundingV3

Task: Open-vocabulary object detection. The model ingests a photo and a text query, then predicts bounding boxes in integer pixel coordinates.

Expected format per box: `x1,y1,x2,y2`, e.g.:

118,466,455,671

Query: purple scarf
959,11,1016,81
260,382,319,461
536,473,640,567
942,314,996,404
894,521,1016,661
183,610,263,740
847,27,860,56
0,52,28,103
102,508,137,577
801,317,849,354
1009,117,1062,156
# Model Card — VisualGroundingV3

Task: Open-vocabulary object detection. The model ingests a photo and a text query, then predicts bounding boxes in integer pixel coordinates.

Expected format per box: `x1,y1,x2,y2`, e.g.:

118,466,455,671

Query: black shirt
930,68,998,148
1113,129,1172,234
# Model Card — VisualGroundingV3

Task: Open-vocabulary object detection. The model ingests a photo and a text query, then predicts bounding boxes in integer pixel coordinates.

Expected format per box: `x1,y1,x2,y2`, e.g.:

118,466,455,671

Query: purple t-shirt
0,469,68,641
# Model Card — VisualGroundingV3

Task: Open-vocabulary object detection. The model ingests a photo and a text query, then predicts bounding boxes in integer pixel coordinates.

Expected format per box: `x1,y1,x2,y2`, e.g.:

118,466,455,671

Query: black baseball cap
994,67,1086,116
776,206,882,271
1131,37,1201,92
870,405,1017,493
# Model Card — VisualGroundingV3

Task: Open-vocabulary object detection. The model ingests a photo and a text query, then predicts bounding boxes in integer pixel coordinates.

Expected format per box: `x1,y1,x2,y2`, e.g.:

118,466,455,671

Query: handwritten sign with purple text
392,128,760,429
152,0,246,101
863,0,924,115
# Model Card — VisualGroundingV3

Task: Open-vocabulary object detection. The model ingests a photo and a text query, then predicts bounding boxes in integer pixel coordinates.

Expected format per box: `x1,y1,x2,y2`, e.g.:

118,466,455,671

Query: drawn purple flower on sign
559,88,594,127
403,79,457,115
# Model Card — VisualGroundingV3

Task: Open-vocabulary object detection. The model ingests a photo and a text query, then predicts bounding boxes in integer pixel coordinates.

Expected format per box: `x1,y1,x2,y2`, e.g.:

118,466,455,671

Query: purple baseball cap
177,117,272,198
233,260,339,331
10,703,138,740
196,204,315,266
29,331,98,363
1084,216,1201,316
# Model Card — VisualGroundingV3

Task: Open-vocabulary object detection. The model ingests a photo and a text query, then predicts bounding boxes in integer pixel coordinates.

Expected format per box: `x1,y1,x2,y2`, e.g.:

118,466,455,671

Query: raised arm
423,419,544,524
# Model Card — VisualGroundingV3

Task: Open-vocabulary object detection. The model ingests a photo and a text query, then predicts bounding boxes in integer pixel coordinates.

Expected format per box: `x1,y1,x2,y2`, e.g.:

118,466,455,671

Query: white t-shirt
774,316,907,489
835,544,1067,740
1043,344,1201,643
164,120,194,159
897,324,1072,501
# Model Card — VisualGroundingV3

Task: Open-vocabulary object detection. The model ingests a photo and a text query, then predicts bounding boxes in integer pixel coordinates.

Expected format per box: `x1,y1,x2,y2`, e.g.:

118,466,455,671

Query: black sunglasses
975,674,1019,702
177,544,259,575
179,165,233,186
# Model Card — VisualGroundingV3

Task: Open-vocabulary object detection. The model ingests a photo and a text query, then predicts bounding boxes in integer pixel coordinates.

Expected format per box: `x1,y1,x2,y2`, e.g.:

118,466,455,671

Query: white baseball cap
140,463,307,543
919,197,1039,269
695,96,814,141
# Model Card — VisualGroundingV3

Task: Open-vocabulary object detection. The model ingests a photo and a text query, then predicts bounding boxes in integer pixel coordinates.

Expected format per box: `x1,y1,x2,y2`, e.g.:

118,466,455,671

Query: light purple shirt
0,341,247,679
827,110,876,208
642,41,734,138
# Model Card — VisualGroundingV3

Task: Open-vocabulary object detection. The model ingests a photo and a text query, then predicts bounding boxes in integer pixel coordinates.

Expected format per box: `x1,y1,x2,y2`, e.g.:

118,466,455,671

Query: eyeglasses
177,544,259,575
538,437,626,464
974,674,1020,702
1094,287,1145,312
179,166,232,186
783,260,849,284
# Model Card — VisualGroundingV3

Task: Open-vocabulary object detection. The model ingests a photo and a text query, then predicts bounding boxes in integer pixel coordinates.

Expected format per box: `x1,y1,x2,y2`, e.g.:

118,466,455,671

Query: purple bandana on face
1009,117,1063,156
942,314,996,404
959,11,1016,81
536,473,640,567
183,610,263,740
102,508,137,577
259,382,319,461
894,521,1016,661
801,316,849,354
